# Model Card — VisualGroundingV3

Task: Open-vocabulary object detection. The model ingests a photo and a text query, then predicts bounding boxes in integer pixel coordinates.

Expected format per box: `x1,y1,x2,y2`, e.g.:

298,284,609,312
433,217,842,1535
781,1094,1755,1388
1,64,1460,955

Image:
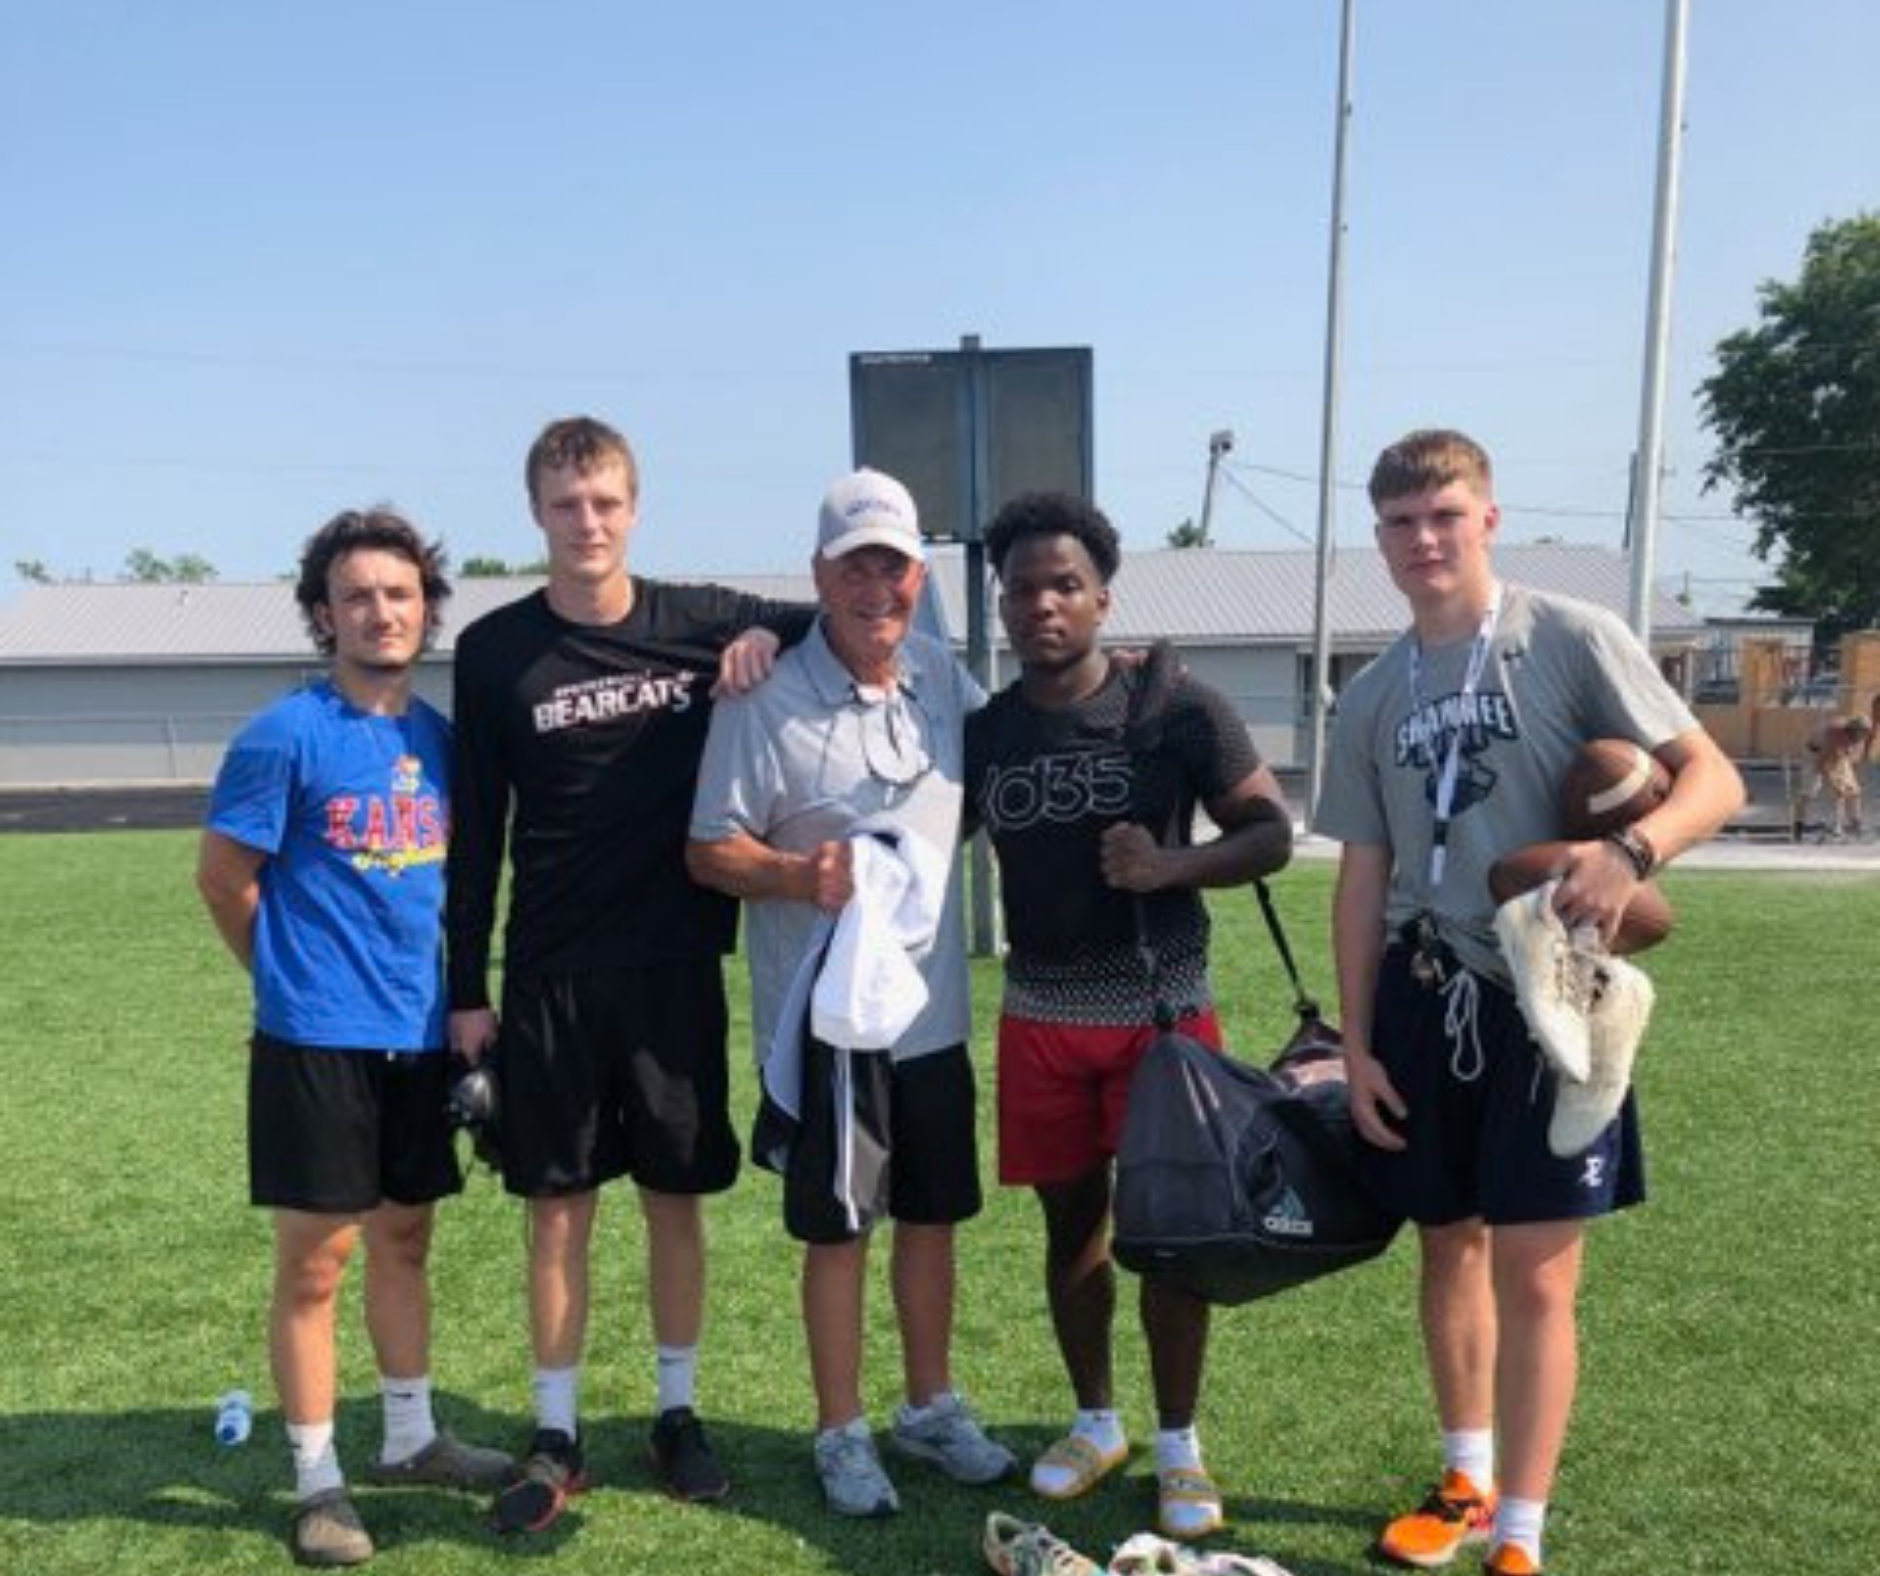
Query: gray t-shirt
690,621,984,1063
1316,584,1695,984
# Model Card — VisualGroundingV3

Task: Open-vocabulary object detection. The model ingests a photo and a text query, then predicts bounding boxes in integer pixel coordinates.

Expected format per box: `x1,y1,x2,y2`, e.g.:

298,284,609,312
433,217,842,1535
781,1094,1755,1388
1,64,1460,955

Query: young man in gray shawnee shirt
1315,429,1743,1576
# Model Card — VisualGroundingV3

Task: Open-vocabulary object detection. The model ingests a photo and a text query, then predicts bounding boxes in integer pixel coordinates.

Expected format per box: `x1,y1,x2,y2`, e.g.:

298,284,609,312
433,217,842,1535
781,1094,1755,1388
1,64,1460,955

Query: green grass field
1,832,1875,1576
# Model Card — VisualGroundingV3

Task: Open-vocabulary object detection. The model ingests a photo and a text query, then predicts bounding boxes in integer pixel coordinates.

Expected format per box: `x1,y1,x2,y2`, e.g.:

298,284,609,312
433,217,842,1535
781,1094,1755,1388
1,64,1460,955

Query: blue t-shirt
207,682,451,1051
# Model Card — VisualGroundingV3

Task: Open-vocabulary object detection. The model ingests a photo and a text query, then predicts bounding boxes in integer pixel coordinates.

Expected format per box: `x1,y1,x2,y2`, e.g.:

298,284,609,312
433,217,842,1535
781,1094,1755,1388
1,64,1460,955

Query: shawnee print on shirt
207,681,451,1051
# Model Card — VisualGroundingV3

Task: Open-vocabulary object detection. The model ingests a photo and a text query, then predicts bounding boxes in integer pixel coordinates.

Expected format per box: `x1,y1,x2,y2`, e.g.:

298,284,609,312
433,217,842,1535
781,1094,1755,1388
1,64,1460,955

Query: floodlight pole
1198,429,1234,546
1307,0,1356,828
1627,0,1690,647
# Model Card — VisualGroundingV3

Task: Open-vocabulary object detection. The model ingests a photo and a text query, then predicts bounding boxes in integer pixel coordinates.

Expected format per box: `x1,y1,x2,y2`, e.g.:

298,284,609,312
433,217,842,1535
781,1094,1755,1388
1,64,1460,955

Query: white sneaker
1495,881,1593,1080
1549,954,1655,1156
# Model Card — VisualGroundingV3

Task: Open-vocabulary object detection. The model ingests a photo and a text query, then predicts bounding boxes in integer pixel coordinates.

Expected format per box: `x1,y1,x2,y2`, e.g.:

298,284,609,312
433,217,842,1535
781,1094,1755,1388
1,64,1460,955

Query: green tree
1165,517,1207,548
122,547,217,583
460,555,549,576
14,558,52,584
1699,213,1880,643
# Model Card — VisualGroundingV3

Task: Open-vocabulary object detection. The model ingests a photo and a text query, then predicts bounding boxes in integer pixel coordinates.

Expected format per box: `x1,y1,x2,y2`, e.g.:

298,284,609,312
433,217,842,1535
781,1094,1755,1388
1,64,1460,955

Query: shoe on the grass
1548,953,1654,1157
1028,1432,1127,1500
364,1429,515,1492
290,1487,374,1568
1376,1469,1497,1568
813,1418,899,1518
981,1510,1102,1576
1156,1463,1225,1539
890,1391,1016,1485
488,1428,587,1535
1485,1543,1542,1575
649,1405,730,1502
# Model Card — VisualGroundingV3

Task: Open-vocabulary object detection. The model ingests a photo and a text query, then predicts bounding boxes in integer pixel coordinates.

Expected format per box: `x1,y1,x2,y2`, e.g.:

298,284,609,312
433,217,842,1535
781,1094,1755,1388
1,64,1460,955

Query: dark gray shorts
773,1041,982,1246
248,1032,462,1214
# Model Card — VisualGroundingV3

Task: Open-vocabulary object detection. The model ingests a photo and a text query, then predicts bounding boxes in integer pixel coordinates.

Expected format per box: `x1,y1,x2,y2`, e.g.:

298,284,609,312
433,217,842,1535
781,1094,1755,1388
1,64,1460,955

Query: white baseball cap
817,468,924,562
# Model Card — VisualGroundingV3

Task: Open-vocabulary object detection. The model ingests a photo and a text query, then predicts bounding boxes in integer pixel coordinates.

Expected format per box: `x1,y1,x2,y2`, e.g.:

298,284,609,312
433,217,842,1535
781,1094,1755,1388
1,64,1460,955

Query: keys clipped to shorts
1409,914,1449,989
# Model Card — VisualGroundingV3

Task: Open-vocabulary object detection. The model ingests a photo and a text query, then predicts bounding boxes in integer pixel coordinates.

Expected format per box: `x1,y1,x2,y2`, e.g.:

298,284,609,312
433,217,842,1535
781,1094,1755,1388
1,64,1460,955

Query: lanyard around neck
1407,585,1502,889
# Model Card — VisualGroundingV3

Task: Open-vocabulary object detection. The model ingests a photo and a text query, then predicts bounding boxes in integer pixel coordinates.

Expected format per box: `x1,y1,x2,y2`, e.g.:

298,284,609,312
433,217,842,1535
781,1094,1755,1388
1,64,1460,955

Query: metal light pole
1307,0,1356,827
1628,0,1691,645
1198,429,1234,546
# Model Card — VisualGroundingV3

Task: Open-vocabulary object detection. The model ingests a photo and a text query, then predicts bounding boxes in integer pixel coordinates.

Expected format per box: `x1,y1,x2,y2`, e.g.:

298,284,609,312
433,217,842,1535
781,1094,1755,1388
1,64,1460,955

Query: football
1560,737,1671,838
1487,839,1674,955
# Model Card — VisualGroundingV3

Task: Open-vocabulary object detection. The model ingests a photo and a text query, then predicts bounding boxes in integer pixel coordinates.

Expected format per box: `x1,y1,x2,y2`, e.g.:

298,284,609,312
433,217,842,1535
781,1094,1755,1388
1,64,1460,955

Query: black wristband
1604,826,1657,879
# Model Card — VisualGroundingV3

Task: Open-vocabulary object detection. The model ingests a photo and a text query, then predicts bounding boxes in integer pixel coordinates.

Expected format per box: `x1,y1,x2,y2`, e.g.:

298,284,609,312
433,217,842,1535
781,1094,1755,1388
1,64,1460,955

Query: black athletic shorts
1359,946,1645,1227
496,961,741,1199
781,1043,982,1246
248,1032,462,1214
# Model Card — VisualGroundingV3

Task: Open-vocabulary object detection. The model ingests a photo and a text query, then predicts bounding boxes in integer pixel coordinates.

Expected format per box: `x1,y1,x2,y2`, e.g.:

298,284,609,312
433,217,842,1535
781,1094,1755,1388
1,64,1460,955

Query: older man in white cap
687,468,1014,1518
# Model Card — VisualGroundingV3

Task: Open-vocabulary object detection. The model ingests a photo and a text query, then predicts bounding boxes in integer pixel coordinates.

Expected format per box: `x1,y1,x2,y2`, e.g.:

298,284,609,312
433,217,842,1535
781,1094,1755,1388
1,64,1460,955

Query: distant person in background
197,509,512,1569
1802,712,1872,840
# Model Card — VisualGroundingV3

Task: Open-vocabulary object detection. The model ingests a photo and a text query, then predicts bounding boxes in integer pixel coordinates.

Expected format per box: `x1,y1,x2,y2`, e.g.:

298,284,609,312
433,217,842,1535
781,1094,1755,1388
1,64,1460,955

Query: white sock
1074,1407,1126,1455
1495,1496,1547,1563
532,1365,580,1438
655,1343,697,1414
1154,1424,1203,1473
378,1373,437,1465
286,1419,344,1501
1442,1427,1496,1492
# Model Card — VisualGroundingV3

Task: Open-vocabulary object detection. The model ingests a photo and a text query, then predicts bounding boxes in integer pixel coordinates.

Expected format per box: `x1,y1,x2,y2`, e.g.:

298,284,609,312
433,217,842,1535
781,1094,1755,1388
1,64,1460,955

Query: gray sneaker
290,1488,374,1568
364,1429,515,1492
890,1391,1016,1485
813,1418,900,1518
1549,954,1655,1157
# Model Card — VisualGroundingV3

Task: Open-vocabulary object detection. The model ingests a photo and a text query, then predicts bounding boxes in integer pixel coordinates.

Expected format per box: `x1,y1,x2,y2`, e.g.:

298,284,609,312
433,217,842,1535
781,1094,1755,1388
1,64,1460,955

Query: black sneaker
648,1406,730,1502
489,1428,588,1535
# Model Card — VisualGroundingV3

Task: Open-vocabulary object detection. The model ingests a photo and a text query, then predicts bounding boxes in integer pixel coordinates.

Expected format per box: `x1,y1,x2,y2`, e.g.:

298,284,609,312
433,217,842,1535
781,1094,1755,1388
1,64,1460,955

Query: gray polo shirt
690,621,983,1063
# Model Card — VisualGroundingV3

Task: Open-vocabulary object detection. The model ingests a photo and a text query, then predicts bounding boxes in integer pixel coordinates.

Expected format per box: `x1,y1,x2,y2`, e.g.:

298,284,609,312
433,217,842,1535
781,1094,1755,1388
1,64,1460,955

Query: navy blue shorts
1359,946,1645,1227
497,960,741,1199
248,1033,462,1214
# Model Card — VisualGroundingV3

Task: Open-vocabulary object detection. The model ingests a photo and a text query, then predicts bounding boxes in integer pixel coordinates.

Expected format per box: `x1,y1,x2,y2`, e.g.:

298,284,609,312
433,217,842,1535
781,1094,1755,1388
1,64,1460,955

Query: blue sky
1,1,1874,615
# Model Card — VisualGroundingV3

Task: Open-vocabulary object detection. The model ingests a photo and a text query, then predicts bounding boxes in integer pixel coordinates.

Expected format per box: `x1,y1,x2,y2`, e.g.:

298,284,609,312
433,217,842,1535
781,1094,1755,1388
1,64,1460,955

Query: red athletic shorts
996,1009,1223,1186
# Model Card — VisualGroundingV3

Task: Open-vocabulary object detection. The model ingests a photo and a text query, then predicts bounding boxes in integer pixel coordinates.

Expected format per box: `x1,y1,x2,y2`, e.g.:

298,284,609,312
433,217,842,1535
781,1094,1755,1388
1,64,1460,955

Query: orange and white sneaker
1375,1469,1498,1568
1485,1543,1542,1575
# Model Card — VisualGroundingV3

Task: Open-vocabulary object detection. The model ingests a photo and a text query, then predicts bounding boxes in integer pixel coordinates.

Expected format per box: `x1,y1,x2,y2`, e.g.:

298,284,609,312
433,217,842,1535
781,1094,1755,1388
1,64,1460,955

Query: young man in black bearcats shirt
447,416,812,1532
965,492,1293,1541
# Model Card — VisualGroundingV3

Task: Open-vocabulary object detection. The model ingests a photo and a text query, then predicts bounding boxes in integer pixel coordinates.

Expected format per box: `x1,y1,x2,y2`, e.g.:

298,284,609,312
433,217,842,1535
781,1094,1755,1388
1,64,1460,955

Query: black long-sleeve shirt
446,580,813,1008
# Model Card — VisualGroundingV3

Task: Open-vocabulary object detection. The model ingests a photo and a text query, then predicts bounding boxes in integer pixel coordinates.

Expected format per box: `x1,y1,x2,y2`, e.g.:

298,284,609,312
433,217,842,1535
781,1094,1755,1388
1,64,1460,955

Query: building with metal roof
0,544,1703,786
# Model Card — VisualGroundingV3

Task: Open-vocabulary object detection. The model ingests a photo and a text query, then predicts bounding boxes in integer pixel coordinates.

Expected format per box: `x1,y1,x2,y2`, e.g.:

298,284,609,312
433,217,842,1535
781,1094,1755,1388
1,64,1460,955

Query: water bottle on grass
214,1389,253,1447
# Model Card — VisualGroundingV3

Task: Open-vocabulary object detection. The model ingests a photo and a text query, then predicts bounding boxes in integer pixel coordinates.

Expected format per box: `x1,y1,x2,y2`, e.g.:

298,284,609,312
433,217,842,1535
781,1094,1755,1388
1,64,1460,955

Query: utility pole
1197,429,1234,546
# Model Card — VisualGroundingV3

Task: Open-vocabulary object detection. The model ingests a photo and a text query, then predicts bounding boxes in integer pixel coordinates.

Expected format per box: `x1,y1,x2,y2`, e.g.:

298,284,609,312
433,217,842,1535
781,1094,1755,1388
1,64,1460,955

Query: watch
1604,825,1658,880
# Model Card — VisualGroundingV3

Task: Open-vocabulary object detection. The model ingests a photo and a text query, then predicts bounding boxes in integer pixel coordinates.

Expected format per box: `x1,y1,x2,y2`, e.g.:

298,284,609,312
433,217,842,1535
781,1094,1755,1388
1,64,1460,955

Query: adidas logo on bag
1262,1186,1314,1238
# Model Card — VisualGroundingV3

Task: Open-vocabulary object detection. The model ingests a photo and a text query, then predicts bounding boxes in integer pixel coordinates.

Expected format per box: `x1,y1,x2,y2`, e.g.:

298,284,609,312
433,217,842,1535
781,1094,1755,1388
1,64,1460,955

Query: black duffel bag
1112,1007,1403,1305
